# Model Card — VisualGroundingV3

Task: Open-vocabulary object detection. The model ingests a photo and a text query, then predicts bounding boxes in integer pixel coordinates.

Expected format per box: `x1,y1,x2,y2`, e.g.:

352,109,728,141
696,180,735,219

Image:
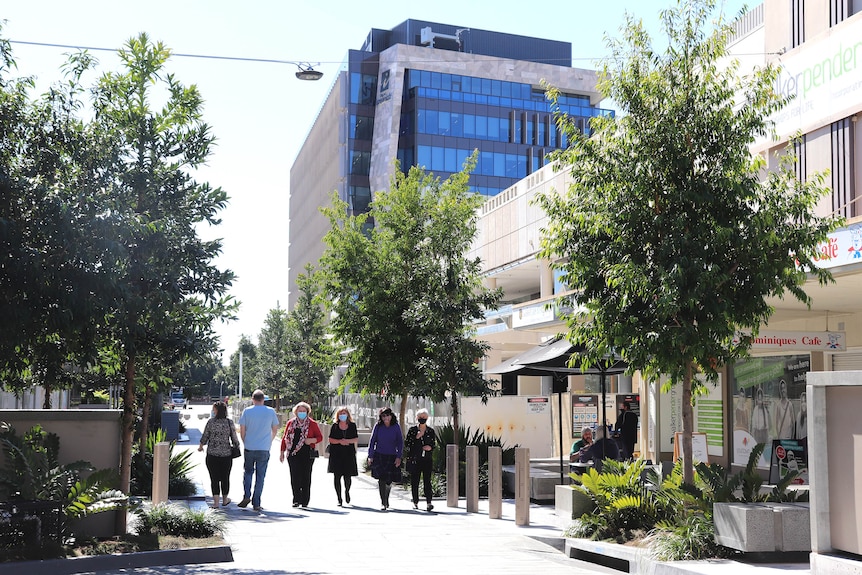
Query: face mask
418,418,428,425
338,414,348,422
211,411,216,418
297,411,308,420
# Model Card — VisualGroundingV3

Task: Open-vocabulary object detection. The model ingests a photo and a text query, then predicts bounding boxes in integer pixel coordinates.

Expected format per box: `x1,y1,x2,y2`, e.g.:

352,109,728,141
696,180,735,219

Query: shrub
134,503,224,539
645,513,738,561
568,459,678,542
432,424,516,496
130,430,197,497
0,422,127,560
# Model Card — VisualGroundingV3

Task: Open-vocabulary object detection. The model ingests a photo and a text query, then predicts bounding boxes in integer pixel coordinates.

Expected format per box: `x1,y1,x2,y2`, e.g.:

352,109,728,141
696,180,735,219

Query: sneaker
238,498,251,508
292,502,300,508
427,504,434,512
253,506,262,512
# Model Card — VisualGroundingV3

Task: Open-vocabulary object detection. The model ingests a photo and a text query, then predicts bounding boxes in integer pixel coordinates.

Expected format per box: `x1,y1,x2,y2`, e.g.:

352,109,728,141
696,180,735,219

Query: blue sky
2,0,751,361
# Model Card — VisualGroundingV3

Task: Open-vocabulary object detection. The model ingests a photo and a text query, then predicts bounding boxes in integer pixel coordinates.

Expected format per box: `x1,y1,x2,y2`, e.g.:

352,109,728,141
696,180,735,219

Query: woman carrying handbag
198,401,240,509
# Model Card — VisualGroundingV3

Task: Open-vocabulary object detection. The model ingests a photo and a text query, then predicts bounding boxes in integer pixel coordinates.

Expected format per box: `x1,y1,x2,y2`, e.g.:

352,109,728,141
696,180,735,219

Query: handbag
231,445,241,458
309,447,320,459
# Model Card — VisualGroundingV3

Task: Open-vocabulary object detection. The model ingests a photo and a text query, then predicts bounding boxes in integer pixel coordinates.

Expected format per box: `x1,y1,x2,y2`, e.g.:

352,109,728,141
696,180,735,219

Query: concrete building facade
472,1,862,469
288,20,610,308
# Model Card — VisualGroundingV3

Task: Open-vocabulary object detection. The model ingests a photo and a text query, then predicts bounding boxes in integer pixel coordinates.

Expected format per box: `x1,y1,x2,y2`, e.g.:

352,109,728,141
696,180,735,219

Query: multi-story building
472,0,862,469
288,19,611,308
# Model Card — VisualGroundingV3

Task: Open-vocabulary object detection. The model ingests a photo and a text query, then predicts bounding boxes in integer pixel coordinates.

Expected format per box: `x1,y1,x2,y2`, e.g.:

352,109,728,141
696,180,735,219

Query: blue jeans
242,449,270,508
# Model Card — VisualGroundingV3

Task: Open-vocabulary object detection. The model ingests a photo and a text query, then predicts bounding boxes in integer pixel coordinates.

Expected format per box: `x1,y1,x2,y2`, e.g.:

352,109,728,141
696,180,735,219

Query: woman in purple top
367,407,403,510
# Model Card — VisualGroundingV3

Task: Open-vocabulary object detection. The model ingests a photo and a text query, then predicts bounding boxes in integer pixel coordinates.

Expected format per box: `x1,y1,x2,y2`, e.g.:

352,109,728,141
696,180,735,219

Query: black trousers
205,454,233,498
287,453,315,506
410,455,433,504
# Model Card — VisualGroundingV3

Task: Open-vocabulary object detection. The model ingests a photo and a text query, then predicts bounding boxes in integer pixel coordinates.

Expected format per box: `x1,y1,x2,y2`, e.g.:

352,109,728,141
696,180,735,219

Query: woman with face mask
279,401,323,508
404,408,438,511
327,406,359,506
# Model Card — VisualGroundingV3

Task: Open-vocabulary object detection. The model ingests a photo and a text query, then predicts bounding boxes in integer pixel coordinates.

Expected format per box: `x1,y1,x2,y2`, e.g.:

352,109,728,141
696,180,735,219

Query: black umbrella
486,337,628,483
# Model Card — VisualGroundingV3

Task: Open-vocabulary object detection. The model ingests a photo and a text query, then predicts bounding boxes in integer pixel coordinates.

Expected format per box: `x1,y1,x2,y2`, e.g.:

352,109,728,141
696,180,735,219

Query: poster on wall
571,394,598,437
659,374,722,457
768,438,808,485
731,354,810,469
693,375,723,458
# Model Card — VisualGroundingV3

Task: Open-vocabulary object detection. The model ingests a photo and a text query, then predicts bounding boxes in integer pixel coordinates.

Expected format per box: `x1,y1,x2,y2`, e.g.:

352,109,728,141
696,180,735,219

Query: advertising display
732,354,810,469
768,438,809,485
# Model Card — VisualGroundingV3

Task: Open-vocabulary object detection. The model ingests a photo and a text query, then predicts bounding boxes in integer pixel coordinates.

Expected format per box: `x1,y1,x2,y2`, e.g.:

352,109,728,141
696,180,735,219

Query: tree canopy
536,0,840,482
319,156,502,437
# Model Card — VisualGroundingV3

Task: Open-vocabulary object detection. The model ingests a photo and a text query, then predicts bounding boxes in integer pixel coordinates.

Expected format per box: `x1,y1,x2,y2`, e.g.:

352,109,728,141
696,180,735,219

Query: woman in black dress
327,406,359,506
404,408,438,511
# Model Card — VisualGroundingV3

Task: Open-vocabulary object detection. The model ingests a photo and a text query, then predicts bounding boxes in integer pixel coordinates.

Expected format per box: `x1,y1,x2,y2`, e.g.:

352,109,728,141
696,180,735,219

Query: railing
0,500,65,552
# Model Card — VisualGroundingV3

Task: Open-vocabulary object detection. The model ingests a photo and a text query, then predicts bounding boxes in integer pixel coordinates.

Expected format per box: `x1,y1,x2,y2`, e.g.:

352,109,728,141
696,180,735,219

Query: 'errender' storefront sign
758,16,862,147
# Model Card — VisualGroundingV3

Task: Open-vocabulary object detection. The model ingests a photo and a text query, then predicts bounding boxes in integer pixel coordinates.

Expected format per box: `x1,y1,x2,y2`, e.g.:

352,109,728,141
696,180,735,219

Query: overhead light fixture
295,63,323,81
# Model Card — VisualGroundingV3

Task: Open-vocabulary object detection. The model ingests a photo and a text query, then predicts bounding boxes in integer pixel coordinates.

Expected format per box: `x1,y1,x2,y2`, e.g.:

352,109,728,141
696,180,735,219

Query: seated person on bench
579,426,619,471
569,426,593,463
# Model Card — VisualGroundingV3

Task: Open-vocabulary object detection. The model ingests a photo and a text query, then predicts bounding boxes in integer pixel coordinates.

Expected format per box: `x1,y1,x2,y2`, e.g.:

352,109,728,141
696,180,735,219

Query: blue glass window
451,113,462,137
480,151,494,176
494,152,505,176
481,78,492,95
491,79,501,96
445,147,457,172
464,115,475,138
441,73,452,90
416,109,425,134
432,146,444,171
500,117,510,142
439,111,450,135
506,153,518,178
426,110,438,135
476,116,487,138
488,117,500,142
431,72,441,89
461,76,471,93
418,145,431,168
457,148,470,169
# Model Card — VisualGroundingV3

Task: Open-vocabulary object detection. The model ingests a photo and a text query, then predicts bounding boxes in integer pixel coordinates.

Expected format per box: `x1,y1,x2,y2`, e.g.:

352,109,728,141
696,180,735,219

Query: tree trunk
116,353,136,535
451,392,460,447
42,382,52,409
139,385,152,457
399,395,409,434
682,360,695,485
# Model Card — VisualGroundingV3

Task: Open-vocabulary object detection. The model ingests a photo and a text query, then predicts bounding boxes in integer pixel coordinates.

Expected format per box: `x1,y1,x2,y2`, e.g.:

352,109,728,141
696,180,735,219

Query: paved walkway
75,414,611,575
70,410,812,575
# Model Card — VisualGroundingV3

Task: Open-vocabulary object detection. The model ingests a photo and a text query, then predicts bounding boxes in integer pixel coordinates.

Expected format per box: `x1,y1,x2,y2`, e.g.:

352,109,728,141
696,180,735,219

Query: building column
539,259,554,299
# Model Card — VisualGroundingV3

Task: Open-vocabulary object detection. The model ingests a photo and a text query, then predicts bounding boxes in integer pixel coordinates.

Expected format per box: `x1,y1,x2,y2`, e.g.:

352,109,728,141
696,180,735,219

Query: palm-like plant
569,459,678,541
0,422,127,544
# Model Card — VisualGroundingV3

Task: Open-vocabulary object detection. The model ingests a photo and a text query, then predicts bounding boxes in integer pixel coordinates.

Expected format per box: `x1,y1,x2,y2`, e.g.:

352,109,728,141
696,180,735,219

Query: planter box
713,502,810,552
554,484,594,523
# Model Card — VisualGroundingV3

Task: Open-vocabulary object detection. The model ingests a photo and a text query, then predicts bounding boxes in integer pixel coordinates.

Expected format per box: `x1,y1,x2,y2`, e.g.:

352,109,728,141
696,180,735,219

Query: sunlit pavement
90,402,610,575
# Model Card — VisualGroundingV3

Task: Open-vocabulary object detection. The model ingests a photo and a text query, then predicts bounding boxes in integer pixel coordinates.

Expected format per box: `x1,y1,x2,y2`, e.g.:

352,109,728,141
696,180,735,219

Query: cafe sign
734,330,846,352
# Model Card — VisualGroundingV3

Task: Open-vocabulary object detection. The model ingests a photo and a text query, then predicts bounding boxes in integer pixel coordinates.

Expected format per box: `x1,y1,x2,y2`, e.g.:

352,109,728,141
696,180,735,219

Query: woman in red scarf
279,401,323,508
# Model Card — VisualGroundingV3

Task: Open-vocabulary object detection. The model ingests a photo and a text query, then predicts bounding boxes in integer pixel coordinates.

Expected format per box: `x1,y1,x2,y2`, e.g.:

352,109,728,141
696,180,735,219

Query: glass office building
289,20,611,308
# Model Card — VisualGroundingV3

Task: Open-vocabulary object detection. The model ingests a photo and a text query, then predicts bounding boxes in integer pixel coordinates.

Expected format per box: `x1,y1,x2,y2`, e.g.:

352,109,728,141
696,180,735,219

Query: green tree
257,305,289,408
283,265,337,410
536,0,839,483
224,336,258,397
91,34,236,508
0,36,118,405
319,157,502,441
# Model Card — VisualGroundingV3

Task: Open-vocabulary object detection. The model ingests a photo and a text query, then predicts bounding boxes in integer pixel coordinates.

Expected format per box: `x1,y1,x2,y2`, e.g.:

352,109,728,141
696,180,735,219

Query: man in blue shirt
238,389,280,511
